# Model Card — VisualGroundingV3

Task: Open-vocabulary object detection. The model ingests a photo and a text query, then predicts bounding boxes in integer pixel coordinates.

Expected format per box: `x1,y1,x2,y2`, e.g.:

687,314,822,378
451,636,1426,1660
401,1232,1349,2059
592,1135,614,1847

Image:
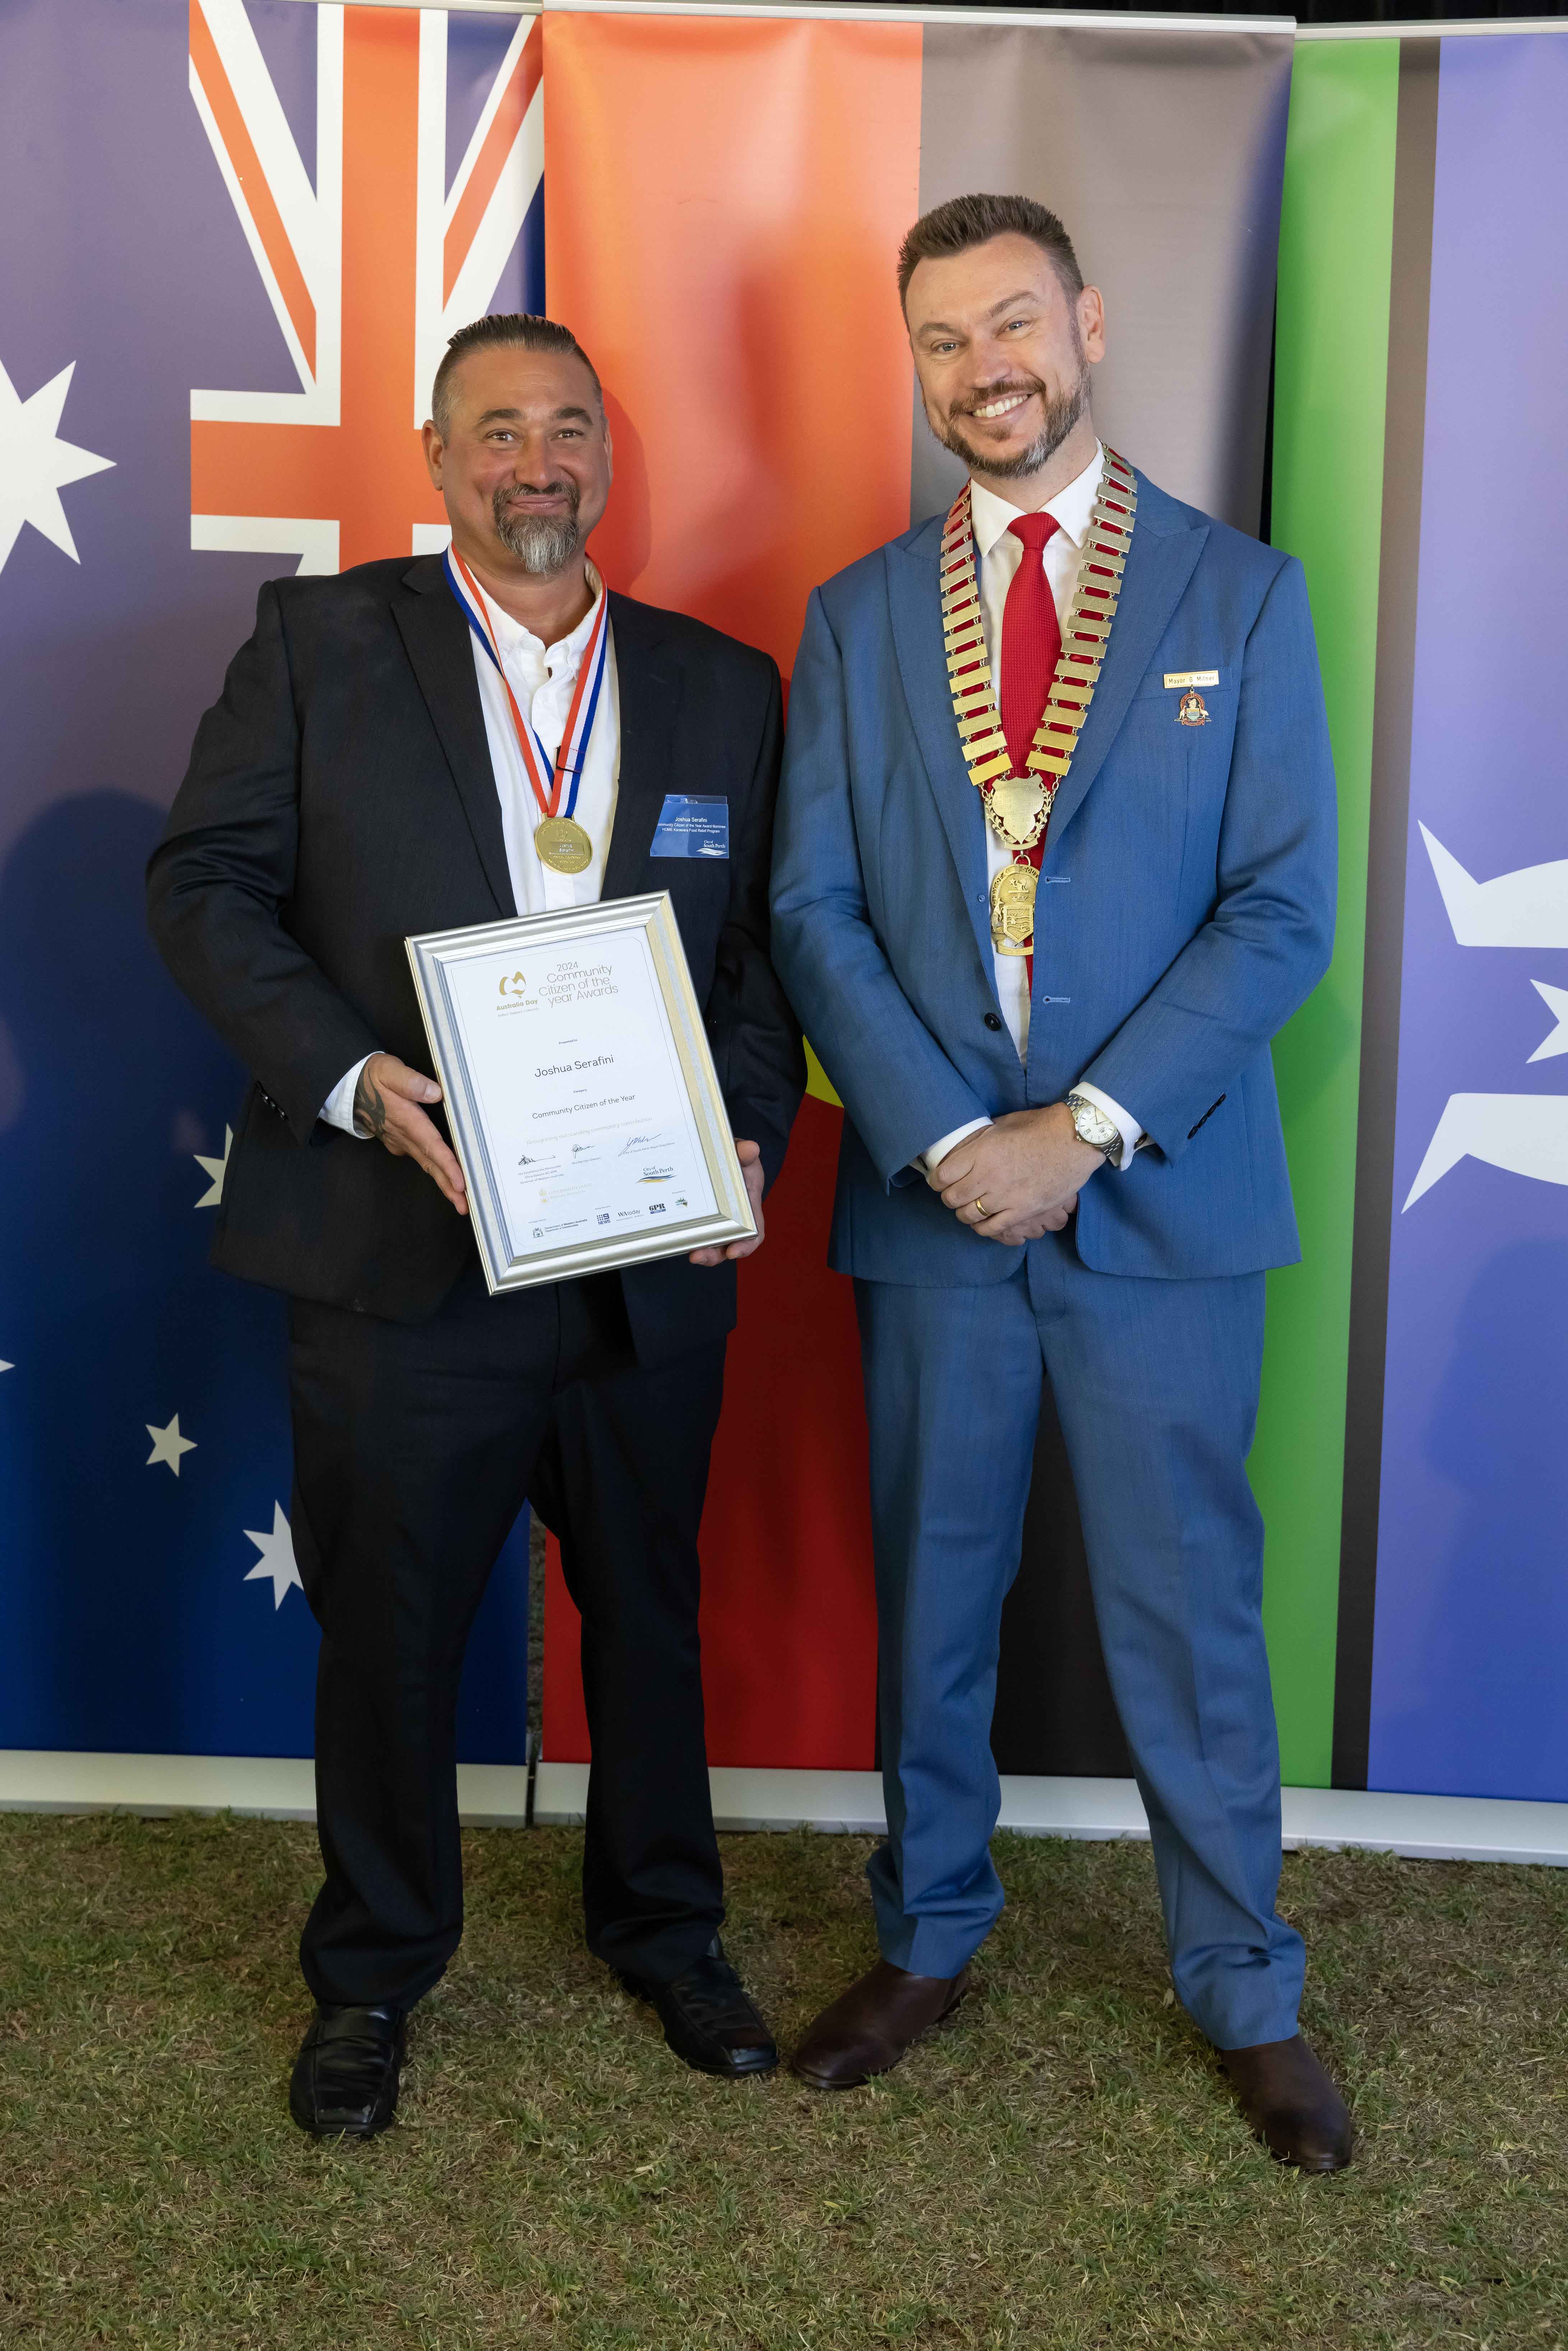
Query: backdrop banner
1271,31,1568,1805
0,0,543,1760
538,8,1295,1776
7,6,1562,1817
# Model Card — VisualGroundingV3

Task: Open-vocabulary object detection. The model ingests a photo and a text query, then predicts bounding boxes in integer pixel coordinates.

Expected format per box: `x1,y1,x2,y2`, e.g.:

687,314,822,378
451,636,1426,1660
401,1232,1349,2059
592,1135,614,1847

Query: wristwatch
1065,1091,1124,1169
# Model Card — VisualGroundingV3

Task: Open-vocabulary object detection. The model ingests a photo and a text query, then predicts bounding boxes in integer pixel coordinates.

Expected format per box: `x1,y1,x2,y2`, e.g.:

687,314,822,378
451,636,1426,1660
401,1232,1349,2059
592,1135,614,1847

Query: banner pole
256,0,1297,30
255,0,1568,43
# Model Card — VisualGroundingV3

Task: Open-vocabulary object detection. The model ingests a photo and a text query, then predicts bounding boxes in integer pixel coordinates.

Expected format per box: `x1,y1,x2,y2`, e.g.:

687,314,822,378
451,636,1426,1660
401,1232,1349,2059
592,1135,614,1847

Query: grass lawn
1,1813,1564,2349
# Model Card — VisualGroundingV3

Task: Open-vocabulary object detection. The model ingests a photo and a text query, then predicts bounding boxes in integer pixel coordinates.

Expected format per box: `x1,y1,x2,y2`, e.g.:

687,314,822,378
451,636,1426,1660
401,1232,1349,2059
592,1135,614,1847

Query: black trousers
286,1259,727,2009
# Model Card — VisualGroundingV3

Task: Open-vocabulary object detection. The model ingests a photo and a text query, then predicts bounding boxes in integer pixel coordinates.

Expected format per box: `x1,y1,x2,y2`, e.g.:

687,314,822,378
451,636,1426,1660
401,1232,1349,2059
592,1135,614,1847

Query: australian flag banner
0,1,544,1761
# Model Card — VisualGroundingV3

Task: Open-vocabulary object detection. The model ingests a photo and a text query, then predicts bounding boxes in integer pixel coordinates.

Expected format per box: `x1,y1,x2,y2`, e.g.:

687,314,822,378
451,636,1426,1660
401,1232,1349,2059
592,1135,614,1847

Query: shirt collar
969,441,1104,562
485,558,606,666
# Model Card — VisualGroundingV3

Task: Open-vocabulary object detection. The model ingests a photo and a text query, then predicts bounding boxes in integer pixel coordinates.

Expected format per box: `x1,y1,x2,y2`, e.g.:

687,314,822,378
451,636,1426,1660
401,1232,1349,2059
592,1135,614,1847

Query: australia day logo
1403,827,1568,1208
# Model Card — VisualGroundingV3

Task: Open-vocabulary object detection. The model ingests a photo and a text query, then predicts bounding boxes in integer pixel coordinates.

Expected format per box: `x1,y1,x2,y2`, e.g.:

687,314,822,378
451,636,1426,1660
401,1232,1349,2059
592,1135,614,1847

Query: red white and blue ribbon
444,545,609,824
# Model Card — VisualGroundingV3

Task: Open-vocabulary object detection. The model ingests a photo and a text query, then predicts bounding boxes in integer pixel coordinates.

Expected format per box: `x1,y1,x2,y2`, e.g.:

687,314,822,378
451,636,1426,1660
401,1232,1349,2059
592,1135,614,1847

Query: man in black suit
148,313,804,2137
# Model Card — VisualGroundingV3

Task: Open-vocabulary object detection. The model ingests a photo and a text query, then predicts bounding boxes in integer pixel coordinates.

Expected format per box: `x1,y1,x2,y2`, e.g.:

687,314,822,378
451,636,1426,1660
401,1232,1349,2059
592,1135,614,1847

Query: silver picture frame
406,892,756,1293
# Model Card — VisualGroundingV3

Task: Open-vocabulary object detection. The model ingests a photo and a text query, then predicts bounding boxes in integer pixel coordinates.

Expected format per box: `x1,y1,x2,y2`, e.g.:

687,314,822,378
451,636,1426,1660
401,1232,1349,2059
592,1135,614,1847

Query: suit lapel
886,526,995,978
1041,487,1208,849
393,558,517,918
601,593,680,903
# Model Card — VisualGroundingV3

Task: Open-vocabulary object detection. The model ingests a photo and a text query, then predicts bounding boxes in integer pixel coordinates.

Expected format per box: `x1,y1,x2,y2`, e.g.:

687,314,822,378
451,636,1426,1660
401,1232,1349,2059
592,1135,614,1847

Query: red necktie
998,510,1061,987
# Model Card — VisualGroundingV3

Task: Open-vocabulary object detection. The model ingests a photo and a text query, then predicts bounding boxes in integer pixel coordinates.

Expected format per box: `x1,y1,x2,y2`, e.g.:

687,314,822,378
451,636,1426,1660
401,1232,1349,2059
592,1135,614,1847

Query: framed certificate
406,892,756,1293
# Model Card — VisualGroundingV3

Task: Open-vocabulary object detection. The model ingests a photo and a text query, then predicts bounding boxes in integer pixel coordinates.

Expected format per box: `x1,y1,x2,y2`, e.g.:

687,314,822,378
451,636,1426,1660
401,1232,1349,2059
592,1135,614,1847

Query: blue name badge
651,794,729,860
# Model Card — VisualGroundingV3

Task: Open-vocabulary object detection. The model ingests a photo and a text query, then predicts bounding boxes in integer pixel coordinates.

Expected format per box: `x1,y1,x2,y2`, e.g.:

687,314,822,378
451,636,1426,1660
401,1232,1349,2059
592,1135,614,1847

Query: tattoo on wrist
354,1062,389,1139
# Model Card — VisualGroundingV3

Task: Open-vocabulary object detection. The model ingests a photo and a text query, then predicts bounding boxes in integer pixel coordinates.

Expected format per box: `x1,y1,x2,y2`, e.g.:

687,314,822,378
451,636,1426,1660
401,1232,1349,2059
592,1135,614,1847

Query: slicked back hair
897,194,1084,313
431,313,603,436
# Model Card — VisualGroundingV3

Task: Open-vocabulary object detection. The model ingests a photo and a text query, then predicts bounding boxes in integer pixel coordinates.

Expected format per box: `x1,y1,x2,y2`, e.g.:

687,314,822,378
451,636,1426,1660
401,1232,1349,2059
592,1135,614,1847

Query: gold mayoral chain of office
940,446,1138,955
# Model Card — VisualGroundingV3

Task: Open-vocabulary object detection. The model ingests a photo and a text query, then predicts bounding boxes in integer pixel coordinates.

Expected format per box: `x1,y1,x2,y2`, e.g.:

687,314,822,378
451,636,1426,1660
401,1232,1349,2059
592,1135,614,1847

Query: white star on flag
0,1359,12,1374
194,1126,232,1208
145,1414,198,1476
244,1503,303,1609
0,357,115,574
1527,980,1568,1064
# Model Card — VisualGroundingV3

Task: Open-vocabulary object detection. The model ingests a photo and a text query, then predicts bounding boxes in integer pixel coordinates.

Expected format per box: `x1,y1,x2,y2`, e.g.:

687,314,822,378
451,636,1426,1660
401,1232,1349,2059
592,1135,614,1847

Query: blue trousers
855,1236,1304,2050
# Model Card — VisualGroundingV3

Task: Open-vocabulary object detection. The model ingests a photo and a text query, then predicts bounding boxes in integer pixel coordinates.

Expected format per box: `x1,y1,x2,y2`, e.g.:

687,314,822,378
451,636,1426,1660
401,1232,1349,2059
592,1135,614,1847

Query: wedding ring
973,1195,987,1217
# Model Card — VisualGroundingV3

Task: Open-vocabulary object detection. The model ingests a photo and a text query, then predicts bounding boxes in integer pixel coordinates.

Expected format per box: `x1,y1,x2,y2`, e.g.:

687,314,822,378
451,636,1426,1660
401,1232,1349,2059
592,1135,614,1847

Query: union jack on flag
188,0,544,575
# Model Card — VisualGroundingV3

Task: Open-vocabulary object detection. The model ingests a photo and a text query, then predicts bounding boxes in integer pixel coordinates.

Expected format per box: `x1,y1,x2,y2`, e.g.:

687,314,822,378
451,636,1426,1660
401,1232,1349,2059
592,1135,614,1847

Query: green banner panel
1254,40,1400,1786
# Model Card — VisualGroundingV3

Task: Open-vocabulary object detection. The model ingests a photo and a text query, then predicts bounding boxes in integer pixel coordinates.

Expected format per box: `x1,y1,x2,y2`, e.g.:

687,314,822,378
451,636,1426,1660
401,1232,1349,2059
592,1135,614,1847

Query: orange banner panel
541,15,920,1772
544,10,922,671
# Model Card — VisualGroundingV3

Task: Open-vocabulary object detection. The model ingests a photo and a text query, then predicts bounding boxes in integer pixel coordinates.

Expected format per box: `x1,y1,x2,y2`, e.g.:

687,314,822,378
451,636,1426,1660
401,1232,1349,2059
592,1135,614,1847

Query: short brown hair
897,193,1084,311
431,313,603,436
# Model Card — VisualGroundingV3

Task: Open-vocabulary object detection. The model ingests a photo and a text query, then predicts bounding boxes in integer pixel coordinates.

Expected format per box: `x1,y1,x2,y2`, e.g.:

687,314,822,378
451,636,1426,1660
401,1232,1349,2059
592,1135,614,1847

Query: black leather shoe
288,2003,406,2138
618,1938,778,2077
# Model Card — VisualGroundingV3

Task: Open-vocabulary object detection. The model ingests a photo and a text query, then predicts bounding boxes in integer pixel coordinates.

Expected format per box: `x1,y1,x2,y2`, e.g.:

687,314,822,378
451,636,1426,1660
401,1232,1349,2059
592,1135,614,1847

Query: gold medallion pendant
987,776,1050,851
990,861,1038,955
534,816,594,875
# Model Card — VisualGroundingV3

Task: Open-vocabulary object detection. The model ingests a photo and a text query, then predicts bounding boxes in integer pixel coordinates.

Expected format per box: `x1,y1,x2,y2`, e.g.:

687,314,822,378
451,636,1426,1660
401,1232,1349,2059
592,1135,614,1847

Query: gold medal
990,862,1038,955
534,816,594,875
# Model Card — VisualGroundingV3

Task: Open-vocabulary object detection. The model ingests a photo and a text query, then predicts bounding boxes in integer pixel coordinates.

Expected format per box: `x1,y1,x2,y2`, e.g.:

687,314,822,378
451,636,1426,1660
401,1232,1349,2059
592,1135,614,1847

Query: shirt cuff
1072,1082,1144,1174
321,1054,376,1138
920,1116,994,1175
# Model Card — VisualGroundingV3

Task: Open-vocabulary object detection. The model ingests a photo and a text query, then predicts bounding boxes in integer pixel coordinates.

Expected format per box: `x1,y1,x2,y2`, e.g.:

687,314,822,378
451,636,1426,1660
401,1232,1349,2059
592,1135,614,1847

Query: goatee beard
493,482,582,574
935,364,1091,483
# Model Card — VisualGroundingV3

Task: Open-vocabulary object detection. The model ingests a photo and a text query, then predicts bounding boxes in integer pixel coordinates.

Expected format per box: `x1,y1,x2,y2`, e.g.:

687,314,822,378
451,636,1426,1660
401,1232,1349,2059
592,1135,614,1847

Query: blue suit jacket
769,470,1337,1285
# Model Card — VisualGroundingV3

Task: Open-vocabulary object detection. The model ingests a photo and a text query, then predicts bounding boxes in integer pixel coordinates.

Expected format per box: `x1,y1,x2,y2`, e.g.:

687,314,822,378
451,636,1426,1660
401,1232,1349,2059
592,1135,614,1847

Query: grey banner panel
912,22,1292,1776
992,1376,1131,1780
911,22,1292,530
1331,40,1440,1792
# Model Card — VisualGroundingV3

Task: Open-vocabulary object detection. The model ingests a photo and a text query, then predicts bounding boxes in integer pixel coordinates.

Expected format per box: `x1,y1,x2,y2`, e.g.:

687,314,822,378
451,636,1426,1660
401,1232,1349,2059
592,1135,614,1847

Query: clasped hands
926,1102,1105,1245
351,1052,766,1267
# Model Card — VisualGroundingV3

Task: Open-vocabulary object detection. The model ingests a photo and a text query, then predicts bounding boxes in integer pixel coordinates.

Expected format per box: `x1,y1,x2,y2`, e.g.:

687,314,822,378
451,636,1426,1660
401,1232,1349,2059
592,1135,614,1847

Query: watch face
1070,1097,1118,1152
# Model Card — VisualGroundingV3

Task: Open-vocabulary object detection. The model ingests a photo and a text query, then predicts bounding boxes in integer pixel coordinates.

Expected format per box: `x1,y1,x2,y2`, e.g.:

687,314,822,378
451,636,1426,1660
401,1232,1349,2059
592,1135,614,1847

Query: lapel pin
1176,687,1209,727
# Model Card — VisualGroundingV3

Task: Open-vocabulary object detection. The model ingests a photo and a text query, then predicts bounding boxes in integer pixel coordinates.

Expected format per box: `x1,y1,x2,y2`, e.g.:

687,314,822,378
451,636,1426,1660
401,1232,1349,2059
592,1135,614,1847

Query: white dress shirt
922,443,1144,1177
322,561,620,1135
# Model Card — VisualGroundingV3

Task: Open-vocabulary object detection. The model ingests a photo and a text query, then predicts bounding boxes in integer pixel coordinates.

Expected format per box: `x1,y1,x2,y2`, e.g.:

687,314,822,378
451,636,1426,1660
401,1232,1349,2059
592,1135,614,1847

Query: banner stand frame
2,1751,1564,1867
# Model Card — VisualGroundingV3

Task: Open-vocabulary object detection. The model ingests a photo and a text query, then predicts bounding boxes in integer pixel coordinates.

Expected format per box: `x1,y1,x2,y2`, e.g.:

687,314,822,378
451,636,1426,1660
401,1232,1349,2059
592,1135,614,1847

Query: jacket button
984,1013,1003,1032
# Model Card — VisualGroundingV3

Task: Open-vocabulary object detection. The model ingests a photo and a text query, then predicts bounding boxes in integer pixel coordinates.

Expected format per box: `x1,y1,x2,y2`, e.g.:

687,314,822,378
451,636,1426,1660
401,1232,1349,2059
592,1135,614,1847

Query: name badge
1164,669,1219,690
652,795,729,860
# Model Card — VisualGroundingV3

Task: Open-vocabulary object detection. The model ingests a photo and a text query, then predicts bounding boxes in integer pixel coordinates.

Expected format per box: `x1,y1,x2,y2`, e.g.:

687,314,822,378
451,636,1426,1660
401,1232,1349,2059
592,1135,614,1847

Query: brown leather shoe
1218,2033,1354,2172
790,1959,971,2090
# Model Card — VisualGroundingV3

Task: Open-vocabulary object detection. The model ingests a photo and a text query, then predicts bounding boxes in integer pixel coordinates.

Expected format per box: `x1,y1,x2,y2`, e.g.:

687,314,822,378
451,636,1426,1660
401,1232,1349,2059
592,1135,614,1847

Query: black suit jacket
147,555,804,1363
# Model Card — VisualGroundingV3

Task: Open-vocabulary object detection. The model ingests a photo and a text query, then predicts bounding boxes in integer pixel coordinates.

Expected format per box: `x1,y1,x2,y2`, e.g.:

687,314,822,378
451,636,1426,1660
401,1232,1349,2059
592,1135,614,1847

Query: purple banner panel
1370,36,1568,1800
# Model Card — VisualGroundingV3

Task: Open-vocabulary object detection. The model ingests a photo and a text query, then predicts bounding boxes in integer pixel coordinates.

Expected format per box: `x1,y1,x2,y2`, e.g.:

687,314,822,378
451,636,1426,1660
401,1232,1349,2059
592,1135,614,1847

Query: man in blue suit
770,194,1350,2170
